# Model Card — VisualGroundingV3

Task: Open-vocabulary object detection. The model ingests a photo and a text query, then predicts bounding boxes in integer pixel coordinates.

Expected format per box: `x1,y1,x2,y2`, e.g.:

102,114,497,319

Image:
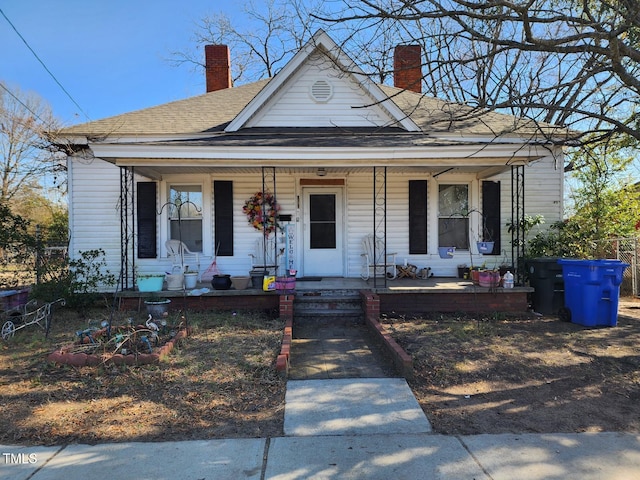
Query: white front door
302,188,344,276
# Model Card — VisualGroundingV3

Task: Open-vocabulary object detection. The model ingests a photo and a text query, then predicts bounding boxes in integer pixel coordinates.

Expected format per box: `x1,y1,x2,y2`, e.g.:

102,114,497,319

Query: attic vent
310,79,333,102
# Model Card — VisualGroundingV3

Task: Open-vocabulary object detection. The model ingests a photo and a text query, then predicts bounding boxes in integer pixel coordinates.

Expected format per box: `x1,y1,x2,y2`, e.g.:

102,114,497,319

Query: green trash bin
525,257,565,315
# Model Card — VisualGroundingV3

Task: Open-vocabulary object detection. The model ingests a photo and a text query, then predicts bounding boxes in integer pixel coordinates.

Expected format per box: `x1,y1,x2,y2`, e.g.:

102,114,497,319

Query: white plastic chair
165,240,200,280
361,234,397,280
248,236,281,273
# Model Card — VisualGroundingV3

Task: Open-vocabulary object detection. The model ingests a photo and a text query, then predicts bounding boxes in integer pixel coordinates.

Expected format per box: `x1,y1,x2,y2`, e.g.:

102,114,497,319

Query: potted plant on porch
438,246,456,259
165,268,185,291
475,221,496,254
476,240,495,254
457,264,470,279
184,269,198,289
230,275,251,290
478,269,501,287
136,273,165,292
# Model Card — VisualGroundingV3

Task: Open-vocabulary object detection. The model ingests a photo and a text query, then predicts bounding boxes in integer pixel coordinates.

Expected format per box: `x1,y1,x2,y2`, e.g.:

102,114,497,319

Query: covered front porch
115,163,531,291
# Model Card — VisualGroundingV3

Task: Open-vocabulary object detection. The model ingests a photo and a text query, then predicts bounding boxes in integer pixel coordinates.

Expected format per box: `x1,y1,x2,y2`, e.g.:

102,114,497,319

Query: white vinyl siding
248,52,394,128
215,173,297,276
67,156,122,280
67,155,563,281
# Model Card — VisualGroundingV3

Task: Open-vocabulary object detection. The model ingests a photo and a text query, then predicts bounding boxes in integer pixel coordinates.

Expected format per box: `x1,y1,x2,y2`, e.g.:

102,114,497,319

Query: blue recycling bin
558,259,629,327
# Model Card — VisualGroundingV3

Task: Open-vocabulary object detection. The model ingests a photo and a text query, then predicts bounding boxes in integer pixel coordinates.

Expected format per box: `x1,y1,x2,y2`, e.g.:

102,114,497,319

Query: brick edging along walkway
360,291,414,380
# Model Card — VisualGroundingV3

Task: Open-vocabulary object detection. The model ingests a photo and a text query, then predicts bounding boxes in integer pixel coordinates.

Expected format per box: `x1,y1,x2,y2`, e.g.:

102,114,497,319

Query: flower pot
250,269,267,289
438,247,455,259
136,275,165,292
457,267,470,279
477,241,495,254
230,276,251,290
184,273,198,289
211,274,232,290
471,269,480,285
144,299,171,317
479,270,501,288
165,273,184,291
275,276,296,293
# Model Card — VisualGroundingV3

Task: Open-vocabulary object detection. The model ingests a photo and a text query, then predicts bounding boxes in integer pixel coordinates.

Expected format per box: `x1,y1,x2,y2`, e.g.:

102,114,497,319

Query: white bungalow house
56,30,564,289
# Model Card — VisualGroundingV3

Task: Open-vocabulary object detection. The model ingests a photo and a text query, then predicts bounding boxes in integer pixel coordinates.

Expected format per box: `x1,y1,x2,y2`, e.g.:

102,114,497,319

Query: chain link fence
1,244,68,290
599,237,639,297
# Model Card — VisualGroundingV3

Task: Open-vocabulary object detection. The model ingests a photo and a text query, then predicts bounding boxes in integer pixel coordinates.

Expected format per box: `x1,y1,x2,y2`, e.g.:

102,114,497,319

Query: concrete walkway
289,323,394,380
284,378,432,436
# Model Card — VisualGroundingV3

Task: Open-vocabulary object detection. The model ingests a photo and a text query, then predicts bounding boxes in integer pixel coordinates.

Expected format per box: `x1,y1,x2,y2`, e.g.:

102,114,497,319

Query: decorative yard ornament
243,190,281,236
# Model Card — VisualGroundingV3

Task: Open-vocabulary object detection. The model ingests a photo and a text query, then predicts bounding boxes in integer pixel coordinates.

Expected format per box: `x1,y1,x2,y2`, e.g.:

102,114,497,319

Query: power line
0,7,91,121
0,82,48,125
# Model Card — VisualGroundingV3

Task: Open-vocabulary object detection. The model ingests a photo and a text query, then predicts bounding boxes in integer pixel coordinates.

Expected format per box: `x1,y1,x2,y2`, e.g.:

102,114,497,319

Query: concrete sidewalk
3,378,640,480
3,432,640,479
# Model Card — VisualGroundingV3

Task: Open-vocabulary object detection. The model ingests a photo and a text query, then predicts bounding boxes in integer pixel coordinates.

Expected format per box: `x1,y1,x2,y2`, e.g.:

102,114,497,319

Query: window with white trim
168,184,203,252
438,184,469,249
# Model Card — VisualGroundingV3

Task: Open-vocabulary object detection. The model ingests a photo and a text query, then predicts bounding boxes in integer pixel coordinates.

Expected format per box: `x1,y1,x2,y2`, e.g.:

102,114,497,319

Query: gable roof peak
225,29,421,133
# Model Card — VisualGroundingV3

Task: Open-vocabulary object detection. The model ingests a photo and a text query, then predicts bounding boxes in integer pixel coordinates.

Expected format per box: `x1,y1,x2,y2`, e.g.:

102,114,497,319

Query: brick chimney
393,45,422,94
205,45,232,92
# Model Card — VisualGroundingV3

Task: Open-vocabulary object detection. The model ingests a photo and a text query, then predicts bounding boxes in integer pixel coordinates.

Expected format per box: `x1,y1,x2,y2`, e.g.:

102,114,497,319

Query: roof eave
89,142,553,165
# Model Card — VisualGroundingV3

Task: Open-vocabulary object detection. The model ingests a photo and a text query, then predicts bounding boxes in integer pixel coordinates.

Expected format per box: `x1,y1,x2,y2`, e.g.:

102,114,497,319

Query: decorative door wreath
243,191,281,236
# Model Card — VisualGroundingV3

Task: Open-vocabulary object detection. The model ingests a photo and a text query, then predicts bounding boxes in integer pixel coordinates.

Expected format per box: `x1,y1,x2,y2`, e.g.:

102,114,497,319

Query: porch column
261,166,278,275
511,165,525,285
373,166,388,288
119,166,135,290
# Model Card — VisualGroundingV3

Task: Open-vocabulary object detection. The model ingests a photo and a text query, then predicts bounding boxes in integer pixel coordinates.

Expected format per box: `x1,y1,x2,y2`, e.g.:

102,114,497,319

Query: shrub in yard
31,248,116,310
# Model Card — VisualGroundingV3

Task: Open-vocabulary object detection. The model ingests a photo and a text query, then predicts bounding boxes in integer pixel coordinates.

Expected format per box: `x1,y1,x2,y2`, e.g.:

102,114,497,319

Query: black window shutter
137,182,157,258
481,181,500,255
409,180,428,254
214,181,234,256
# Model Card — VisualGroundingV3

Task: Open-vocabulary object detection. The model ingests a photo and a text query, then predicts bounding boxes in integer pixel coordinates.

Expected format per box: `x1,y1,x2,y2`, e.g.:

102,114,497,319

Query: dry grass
383,304,640,435
3,298,640,444
0,307,285,445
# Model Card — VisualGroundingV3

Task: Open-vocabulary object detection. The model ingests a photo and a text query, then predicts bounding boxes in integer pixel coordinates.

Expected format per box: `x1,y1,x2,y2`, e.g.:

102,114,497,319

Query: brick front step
294,292,363,326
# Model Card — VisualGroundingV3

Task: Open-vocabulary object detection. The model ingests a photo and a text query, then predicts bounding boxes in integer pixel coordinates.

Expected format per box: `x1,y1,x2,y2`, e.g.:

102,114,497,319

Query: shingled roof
60,80,270,138
59,78,558,142
59,28,565,144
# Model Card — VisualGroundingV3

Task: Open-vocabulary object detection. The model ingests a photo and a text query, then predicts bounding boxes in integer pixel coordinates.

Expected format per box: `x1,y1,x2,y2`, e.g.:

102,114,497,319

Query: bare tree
0,83,63,206
315,0,640,144
171,0,326,85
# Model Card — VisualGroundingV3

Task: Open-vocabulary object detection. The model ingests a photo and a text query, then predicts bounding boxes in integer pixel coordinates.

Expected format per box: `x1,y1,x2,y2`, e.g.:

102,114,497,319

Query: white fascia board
225,29,420,133
113,157,538,169
57,134,90,145
91,142,546,164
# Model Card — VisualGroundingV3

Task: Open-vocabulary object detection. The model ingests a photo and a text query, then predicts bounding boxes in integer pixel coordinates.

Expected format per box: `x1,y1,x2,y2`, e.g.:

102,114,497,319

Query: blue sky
1,0,243,126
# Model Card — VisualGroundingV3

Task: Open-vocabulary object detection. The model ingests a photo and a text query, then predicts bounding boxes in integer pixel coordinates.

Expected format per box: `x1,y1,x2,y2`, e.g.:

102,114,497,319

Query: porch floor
119,276,528,296
117,276,532,314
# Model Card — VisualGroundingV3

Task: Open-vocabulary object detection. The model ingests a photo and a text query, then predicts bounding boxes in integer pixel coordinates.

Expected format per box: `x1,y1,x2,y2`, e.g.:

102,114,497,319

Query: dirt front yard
1,298,639,445
383,298,640,435
0,309,286,445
